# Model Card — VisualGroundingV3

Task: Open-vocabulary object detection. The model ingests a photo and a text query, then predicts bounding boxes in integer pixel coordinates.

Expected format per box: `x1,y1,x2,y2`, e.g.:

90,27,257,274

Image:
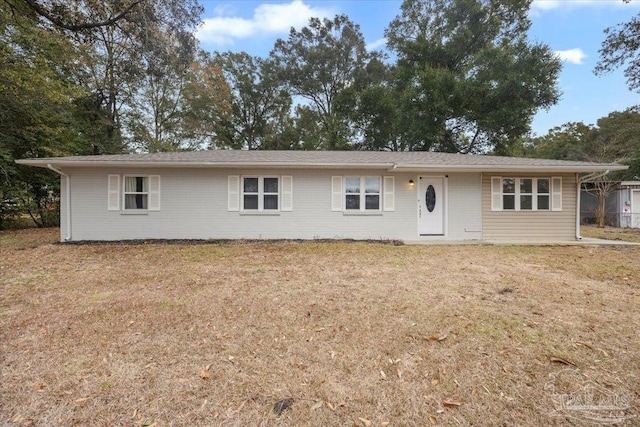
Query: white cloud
532,0,638,11
555,48,587,65
366,38,386,51
197,0,334,46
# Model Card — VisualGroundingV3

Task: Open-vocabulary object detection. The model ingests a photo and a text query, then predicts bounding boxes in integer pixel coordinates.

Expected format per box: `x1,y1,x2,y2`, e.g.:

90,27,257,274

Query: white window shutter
108,174,120,211
383,176,395,211
228,175,240,211
491,177,502,211
281,176,293,211
331,176,343,211
551,176,562,211
148,175,161,211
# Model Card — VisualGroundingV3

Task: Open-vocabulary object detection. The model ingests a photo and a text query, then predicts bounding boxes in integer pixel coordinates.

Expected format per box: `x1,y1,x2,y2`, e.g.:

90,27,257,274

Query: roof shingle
16,150,627,172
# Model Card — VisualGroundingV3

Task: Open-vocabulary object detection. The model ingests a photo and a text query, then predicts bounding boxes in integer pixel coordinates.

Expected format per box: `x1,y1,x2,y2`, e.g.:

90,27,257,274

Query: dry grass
582,225,640,243
1,229,639,426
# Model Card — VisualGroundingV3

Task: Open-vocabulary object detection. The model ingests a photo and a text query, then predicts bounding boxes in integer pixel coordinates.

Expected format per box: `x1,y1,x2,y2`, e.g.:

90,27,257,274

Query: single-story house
581,181,640,228
16,150,627,243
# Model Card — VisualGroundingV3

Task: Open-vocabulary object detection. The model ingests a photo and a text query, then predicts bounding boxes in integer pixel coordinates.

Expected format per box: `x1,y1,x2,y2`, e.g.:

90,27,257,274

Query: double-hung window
242,177,279,211
345,177,381,211
493,177,557,211
108,174,160,212
124,176,149,210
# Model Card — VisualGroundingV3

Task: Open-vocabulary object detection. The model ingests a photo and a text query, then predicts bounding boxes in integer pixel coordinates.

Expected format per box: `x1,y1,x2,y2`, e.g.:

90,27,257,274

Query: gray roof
16,150,628,173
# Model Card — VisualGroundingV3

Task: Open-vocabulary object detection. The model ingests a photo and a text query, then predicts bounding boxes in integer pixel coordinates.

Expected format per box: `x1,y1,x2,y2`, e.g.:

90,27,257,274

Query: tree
68,0,203,152
0,1,90,227
385,0,561,153
3,0,147,31
595,10,640,93
270,14,377,150
523,108,640,227
213,52,293,150
129,43,232,151
334,58,408,151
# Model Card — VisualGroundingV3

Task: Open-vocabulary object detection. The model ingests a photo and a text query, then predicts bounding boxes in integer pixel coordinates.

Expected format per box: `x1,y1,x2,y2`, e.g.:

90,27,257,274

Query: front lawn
1,229,639,426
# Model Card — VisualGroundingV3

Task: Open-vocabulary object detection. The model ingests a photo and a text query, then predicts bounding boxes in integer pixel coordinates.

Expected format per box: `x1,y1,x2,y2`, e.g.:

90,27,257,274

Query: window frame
497,177,552,211
241,176,280,212
344,176,382,212
123,175,149,211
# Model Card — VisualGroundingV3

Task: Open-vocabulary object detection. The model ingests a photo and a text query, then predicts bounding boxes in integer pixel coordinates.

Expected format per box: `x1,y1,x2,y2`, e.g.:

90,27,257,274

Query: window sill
342,211,383,216
492,210,554,213
240,211,281,216
121,210,149,215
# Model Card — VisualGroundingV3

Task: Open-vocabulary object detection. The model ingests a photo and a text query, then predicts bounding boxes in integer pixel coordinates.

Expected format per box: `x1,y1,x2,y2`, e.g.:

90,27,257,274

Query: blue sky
196,0,640,136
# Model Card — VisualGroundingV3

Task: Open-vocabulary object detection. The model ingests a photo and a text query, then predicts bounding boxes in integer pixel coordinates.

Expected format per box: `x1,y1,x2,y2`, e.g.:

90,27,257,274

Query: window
345,177,381,211
492,177,555,211
124,176,149,210
108,175,160,212
332,176,394,212
228,175,292,212
242,176,279,211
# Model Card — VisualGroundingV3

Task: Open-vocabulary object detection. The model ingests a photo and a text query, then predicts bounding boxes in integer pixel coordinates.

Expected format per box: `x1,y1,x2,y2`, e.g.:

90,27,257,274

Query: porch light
409,179,415,186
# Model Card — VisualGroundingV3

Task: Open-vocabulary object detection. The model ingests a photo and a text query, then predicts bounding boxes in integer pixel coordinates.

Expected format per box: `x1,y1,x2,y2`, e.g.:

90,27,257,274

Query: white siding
68,168,419,241
63,169,577,242
446,174,483,240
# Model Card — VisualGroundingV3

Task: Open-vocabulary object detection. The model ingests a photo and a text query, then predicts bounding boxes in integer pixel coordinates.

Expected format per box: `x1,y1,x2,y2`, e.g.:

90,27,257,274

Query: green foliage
524,108,640,179
213,52,291,150
519,107,640,227
596,12,640,93
1,0,219,227
270,14,378,150
384,0,561,153
0,1,88,228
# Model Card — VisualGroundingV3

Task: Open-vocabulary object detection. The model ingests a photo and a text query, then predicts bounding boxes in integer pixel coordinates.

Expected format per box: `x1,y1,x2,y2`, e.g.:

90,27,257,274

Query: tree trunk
596,192,606,228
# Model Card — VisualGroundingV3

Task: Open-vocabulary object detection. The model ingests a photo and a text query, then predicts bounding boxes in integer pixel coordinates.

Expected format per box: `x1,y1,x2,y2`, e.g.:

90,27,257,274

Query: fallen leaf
549,356,576,367
381,422,390,426
199,370,211,379
437,334,448,341
429,414,438,424
141,417,155,427
326,402,335,411
442,399,463,407
358,417,372,427
228,356,235,362
75,397,89,403
471,388,477,395
205,363,213,370
380,370,387,379
431,379,439,386
311,401,323,410
273,398,293,415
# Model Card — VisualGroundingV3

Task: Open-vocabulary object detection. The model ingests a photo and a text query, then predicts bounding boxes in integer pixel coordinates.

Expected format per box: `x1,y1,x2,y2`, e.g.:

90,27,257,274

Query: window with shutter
492,176,558,211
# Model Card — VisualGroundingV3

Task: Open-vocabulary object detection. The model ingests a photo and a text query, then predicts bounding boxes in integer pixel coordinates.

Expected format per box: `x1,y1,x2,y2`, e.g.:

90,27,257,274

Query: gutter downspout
576,170,610,240
47,164,71,242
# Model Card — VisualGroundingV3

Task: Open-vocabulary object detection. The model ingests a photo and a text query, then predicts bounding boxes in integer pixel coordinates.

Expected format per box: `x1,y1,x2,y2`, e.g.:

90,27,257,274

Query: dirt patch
1,229,639,426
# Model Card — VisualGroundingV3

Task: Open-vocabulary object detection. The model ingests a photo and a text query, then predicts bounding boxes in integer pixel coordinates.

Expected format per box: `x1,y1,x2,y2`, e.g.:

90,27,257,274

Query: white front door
419,176,445,235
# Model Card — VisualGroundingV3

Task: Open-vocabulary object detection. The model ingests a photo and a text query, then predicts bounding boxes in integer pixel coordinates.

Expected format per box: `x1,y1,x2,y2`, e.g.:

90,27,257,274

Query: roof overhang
15,158,629,174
